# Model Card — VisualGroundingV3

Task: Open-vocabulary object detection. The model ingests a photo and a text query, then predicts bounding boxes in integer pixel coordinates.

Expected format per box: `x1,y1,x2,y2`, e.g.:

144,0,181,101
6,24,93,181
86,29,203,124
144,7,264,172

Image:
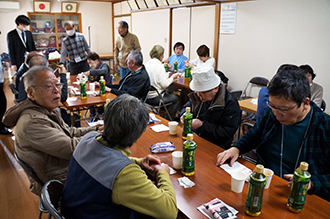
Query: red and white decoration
34,1,51,13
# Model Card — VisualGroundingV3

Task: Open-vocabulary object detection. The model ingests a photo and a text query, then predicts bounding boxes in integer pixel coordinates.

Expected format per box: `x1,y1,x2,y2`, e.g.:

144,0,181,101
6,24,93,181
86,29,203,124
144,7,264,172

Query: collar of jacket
187,84,226,115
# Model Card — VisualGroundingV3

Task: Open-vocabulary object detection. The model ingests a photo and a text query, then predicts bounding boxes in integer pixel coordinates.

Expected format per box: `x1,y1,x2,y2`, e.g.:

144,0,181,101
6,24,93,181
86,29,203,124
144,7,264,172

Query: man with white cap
180,65,241,149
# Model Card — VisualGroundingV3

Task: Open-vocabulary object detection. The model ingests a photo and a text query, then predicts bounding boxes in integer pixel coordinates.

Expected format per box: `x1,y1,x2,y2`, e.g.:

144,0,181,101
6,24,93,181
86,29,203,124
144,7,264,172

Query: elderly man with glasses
2,66,100,196
216,66,330,201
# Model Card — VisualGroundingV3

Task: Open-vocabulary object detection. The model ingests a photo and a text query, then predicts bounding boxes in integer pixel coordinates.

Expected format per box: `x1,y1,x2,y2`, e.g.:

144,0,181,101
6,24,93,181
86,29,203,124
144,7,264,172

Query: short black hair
196,44,210,57
299,64,316,80
173,42,185,51
119,21,129,30
15,15,31,26
87,52,100,61
268,66,310,107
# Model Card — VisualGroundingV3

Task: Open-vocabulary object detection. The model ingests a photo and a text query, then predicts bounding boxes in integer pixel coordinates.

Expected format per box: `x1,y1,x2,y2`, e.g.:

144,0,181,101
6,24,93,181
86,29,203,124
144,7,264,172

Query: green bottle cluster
287,162,311,213
99,76,106,97
182,134,197,176
245,164,266,217
182,107,193,140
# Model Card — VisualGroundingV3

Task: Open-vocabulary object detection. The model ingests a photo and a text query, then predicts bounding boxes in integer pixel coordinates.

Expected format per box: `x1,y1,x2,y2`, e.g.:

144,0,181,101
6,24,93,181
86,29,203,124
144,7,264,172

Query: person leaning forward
61,94,178,219
216,66,330,201
2,66,101,195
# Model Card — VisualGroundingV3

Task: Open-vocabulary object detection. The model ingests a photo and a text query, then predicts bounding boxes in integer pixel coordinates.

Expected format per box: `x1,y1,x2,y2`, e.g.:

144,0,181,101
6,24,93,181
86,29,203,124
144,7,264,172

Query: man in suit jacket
7,15,36,72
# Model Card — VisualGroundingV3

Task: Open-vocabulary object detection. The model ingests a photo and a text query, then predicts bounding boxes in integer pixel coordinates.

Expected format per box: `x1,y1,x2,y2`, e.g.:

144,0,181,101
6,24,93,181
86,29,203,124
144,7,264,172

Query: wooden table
130,115,330,218
239,98,258,114
173,76,191,89
62,75,117,126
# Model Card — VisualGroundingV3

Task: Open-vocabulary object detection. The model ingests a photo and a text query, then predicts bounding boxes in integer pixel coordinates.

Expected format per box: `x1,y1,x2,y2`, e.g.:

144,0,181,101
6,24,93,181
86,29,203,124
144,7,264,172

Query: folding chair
143,85,173,121
41,180,65,219
240,76,268,100
14,151,48,219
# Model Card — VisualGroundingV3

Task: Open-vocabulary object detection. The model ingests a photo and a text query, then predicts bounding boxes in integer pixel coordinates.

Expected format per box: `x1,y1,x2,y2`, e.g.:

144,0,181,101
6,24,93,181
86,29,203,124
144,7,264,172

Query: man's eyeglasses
266,101,297,115
32,83,63,92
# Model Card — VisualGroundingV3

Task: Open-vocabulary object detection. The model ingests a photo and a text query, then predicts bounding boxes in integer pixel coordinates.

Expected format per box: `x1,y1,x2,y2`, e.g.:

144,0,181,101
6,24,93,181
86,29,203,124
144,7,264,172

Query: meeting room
0,0,330,218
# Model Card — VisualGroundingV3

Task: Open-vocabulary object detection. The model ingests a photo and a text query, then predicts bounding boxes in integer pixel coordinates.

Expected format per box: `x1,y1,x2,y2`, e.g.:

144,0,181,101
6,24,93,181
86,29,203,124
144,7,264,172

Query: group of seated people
1,42,329,218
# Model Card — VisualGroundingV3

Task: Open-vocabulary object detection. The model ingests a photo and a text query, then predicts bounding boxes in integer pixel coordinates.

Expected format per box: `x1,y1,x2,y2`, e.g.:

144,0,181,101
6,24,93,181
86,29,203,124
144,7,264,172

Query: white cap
189,65,221,92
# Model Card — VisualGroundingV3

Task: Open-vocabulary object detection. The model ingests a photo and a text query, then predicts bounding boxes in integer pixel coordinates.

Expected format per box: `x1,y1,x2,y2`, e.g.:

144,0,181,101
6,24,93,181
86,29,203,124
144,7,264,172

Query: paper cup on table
231,172,246,193
264,168,274,189
89,83,95,91
66,72,70,79
172,151,183,169
168,121,178,135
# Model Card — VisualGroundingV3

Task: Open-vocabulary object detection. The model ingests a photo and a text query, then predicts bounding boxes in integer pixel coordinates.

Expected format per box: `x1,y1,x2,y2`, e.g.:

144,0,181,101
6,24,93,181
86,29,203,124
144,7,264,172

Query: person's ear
27,87,35,101
303,98,310,110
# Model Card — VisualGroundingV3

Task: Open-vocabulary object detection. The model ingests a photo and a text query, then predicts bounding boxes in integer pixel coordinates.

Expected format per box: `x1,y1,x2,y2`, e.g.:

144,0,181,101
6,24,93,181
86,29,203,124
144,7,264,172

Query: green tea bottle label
80,81,87,99
182,107,192,140
99,76,106,97
182,134,196,176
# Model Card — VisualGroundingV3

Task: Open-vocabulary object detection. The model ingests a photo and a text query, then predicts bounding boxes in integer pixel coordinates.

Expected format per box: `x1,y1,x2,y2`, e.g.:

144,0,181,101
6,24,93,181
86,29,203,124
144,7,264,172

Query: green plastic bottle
104,99,110,110
245,164,267,216
182,107,193,140
174,61,178,72
287,162,311,213
182,134,197,176
185,65,189,78
164,64,169,72
99,76,106,97
80,78,87,100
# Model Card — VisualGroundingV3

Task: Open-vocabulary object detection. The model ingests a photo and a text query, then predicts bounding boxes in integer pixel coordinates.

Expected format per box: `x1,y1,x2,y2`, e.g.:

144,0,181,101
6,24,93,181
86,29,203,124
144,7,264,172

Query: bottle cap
187,134,193,141
186,107,191,113
100,76,104,79
255,164,264,174
106,99,110,104
300,162,309,171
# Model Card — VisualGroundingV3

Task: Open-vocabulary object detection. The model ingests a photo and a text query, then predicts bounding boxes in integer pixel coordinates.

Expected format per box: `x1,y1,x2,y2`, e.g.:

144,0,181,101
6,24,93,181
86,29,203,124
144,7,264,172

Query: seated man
216,67,330,201
165,42,188,72
84,52,111,83
99,50,150,100
145,45,181,120
185,44,215,69
299,64,323,108
2,66,99,196
61,94,177,218
180,65,241,149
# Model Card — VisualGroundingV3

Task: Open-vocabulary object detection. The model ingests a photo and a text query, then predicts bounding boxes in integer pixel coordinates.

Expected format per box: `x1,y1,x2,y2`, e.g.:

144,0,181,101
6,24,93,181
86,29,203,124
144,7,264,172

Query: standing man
7,15,36,72
114,21,141,79
60,21,90,75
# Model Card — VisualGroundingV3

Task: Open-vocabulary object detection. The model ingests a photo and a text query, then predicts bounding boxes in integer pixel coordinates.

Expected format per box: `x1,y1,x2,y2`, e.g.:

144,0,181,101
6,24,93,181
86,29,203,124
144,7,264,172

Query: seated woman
145,45,181,120
299,64,323,108
164,42,188,72
84,52,112,84
185,44,215,69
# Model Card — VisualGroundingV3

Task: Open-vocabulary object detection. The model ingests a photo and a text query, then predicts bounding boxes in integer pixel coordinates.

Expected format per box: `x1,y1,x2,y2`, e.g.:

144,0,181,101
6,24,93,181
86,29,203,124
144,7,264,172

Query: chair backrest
230,90,242,100
215,70,229,85
105,73,114,85
41,180,65,219
14,151,44,186
249,77,269,86
321,99,326,111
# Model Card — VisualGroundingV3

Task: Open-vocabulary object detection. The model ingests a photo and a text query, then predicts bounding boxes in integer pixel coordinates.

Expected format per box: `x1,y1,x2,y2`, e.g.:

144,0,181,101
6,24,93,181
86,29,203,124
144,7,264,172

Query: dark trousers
146,91,180,120
69,59,90,75
0,83,7,130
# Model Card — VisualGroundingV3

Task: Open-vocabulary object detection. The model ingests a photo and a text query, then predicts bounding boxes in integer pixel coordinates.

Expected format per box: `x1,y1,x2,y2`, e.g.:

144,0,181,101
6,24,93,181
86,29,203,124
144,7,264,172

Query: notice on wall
220,3,237,34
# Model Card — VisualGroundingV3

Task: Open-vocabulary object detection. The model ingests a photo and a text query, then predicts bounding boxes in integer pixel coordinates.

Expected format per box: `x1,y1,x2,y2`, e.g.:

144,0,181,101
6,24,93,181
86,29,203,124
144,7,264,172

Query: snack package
203,198,238,219
150,142,175,153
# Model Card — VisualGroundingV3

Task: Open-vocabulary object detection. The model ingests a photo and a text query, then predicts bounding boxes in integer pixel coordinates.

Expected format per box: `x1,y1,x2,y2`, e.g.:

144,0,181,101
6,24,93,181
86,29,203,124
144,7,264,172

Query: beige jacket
2,99,95,195
114,32,141,68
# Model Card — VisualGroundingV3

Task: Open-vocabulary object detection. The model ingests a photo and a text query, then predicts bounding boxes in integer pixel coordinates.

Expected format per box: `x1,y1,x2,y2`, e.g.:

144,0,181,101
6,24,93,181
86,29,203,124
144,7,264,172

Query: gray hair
149,45,164,60
102,94,149,149
64,20,75,27
28,55,49,68
24,66,53,92
128,50,143,66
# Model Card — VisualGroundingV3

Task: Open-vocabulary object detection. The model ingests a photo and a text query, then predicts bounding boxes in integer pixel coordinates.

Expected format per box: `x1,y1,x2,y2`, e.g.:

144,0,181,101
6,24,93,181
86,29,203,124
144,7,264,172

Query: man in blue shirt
217,66,330,201
165,42,188,72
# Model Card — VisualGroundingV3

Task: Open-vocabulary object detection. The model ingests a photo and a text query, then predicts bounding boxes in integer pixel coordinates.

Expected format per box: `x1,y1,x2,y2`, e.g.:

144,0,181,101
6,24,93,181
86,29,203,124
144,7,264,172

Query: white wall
0,0,112,55
218,0,330,105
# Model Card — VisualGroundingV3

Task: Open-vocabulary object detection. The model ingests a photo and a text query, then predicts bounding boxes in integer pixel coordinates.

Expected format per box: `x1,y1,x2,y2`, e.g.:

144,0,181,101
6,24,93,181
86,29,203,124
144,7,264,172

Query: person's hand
164,59,169,64
184,60,189,64
97,125,104,131
105,87,111,92
180,115,184,124
154,163,170,175
84,71,90,76
114,64,119,71
168,64,172,69
283,174,313,190
171,73,181,80
141,154,161,172
4,62,10,68
11,65,17,71
94,81,99,87
216,147,240,167
192,119,203,130
59,65,67,74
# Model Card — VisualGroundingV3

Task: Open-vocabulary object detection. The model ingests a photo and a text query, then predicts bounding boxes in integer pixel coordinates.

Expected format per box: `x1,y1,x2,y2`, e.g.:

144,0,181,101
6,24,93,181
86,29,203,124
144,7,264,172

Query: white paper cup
66,72,70,79
231,172,246,193
264,168,274,189
89,82,95,91
168,121,178,135
172,151,183,169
